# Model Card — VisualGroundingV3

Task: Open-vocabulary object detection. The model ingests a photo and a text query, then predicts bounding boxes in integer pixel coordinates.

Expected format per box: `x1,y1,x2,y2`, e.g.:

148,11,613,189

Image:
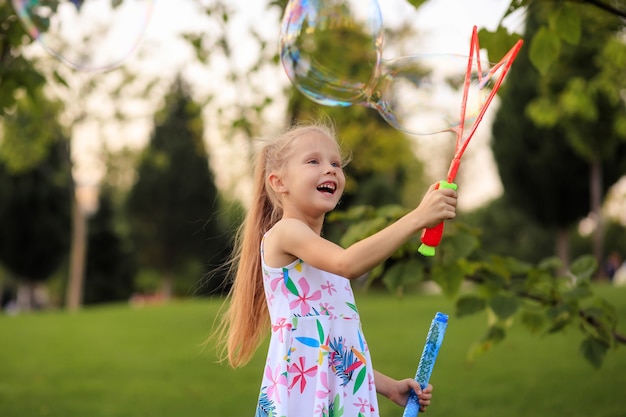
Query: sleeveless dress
256,236,379,417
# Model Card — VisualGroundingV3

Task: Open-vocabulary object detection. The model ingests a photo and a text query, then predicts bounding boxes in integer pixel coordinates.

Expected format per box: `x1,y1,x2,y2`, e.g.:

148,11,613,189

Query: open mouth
317,182,336,195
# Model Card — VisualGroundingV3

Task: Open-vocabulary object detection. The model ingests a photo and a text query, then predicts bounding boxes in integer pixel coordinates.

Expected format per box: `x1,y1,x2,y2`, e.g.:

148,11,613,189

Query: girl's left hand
388,379,433,412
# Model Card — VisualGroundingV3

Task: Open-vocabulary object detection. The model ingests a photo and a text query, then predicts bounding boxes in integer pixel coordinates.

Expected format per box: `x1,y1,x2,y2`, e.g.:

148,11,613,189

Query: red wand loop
418,26,523,257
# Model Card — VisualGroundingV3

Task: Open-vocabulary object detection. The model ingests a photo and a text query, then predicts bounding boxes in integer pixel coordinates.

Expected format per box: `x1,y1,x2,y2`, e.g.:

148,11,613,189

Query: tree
0,2,46,118
83,188,137,305
126,77,229,299
0,90,72,310
477,0,625,77
491,2,626,268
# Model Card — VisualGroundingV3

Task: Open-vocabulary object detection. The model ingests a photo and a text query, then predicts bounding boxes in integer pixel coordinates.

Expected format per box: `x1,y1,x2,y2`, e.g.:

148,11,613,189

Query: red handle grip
418,181,457,257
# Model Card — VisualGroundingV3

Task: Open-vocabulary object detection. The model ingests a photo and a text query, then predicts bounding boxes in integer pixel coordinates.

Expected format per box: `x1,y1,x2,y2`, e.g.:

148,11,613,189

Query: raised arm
264,183,457,279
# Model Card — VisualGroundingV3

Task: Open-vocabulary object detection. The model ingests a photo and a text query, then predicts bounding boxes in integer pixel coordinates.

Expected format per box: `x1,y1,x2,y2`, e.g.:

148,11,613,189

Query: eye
331,161,341,168
307,159,319,165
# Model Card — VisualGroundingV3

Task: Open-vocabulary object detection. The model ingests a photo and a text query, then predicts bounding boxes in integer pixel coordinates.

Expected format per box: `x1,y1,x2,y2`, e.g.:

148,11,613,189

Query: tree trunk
161,270,173,301
66,193,87,311
590,159,604,278
556,227,570,275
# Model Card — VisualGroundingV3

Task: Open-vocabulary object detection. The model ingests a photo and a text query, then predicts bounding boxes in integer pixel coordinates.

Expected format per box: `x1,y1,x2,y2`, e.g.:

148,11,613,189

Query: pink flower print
319,303,335,318
289,277,321,315
264,363,287,404
288,356,317,393
353,397,370,413
368,372,376,390
270,275,289,297
321,280,336,296
344,282,354,296
315,371,330,400
271,317,292,343
315,404,328,417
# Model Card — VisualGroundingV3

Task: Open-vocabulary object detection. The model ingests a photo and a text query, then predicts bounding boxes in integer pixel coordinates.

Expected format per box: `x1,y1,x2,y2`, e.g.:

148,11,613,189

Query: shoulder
264,219,317,267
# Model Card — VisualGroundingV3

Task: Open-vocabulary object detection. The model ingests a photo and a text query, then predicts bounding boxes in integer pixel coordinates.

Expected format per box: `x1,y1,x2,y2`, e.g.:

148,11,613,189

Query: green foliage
478,1,625,76
126,78,231,296
0,92,72,284
327,204,624,368
0,3,47,118
84,189,137,305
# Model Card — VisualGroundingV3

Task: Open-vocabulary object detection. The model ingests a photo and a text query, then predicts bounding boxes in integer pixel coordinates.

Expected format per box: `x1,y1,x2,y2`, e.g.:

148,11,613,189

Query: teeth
318,183,336,193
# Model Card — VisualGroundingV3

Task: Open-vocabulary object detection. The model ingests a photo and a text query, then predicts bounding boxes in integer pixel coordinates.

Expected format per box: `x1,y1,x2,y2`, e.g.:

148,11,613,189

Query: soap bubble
280,0,383,107
279,0,504,139
12,0,155,72
370,53,501,139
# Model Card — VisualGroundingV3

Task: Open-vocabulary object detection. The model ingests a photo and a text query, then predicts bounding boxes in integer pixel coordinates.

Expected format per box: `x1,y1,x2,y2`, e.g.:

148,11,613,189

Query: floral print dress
256,237,379,417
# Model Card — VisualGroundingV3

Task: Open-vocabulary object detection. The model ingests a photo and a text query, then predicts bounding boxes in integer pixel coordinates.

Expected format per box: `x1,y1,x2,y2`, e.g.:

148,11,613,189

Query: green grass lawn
1,284,625,417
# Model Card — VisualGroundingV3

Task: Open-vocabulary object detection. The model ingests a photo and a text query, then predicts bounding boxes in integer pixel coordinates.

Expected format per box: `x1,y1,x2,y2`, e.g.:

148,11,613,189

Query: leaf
478,26,522,65
440,227,480,265
405,0,429,8
546,304,575,333
537,256,563,273
456,295,486,318
529,27,560,75
580,336,609,369
432,263,465,298
488,294,519,320
526,97,560,127
520,309,545,334
550,5,581,45
569,255,598,281
382,259,424,296
467,324,506,361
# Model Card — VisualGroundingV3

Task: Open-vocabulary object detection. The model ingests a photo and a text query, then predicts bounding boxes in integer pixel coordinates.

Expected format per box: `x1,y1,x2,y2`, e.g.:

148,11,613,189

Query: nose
325,164,337,175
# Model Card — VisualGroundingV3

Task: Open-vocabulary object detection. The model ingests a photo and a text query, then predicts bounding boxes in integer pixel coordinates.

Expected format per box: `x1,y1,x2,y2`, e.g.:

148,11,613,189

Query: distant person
213,121,458,416
613,260,626,287
604,251,622,282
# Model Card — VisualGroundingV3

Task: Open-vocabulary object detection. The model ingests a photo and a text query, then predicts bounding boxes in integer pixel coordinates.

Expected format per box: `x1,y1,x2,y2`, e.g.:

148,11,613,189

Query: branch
579,309,626,345
580,0,626,19
466,274,626,345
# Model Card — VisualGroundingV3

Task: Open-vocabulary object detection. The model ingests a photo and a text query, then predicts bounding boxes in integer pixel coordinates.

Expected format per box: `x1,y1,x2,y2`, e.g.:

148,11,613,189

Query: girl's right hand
414,183,458,229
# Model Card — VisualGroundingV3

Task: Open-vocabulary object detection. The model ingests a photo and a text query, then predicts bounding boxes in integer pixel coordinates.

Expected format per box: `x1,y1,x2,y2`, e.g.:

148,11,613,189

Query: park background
1,0,626,416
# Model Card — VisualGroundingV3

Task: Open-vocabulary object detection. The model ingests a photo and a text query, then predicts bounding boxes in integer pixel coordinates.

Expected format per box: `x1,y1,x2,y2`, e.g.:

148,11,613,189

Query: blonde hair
213,121,344,368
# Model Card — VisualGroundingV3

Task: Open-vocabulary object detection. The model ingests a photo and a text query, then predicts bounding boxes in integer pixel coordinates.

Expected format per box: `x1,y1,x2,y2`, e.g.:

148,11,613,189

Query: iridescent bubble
371,53,503,139
279,0,507,140
12,0,155,72
279,0,383,107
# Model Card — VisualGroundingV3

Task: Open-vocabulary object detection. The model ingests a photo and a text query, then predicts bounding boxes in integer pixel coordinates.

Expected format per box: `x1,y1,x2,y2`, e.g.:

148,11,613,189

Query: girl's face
273,132,346,219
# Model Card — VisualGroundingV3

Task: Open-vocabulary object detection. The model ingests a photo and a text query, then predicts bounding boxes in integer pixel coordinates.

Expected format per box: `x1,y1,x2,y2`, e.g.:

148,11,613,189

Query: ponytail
212,122,340,368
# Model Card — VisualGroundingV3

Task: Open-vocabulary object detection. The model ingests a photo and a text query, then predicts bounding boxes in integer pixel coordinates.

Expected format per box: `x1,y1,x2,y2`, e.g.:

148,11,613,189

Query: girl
215,122,457,417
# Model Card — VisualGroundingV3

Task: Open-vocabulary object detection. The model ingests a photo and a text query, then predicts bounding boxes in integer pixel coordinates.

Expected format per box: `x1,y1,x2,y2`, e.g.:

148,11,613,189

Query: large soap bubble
12,0,155,72
279,0,515,140
280,0,383,107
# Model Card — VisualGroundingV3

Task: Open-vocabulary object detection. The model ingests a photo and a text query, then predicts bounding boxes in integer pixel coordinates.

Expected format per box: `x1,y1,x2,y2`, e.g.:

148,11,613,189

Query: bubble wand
418,26,523,256
402,312,448,417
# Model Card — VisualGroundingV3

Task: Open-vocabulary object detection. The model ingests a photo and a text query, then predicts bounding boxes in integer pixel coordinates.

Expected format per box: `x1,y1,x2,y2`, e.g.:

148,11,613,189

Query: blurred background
0,0,625,416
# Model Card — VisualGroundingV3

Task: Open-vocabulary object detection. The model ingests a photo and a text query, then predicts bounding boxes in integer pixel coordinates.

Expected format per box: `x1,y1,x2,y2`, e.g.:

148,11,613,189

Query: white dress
255,237,380,417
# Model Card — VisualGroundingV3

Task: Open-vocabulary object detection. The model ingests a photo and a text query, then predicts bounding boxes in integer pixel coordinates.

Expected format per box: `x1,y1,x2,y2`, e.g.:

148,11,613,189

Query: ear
268,172,287,194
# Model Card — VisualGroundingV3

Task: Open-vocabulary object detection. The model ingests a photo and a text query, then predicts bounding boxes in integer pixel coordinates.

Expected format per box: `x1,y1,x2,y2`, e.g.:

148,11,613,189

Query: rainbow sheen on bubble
279,0,503,139
12,0,154,72
280,0,383,107
371,53,502,139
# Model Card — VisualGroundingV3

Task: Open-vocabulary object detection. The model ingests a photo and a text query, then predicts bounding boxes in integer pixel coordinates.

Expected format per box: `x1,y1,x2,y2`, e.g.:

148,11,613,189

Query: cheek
338,172,347,191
